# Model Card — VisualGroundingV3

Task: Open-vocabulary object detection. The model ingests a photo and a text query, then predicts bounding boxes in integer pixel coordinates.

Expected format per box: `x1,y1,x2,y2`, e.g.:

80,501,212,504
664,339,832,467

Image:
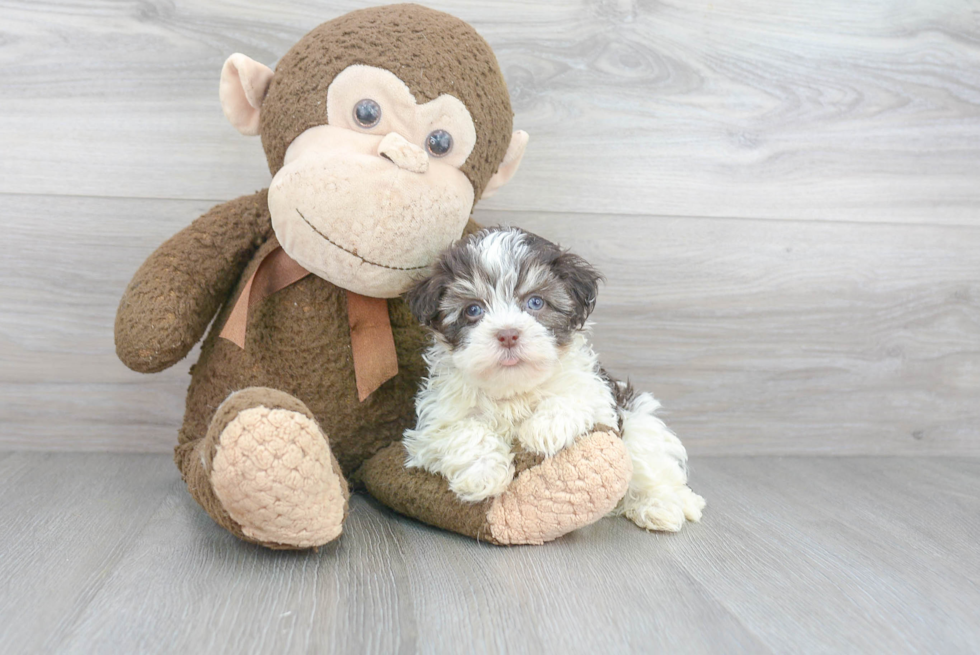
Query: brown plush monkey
115,4,632,549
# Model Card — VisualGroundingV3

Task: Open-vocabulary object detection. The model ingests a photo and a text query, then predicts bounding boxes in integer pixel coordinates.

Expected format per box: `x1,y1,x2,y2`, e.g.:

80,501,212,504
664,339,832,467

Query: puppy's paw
517,411,582,457
681,487,707,522
623,485,706,532
449,454,515,503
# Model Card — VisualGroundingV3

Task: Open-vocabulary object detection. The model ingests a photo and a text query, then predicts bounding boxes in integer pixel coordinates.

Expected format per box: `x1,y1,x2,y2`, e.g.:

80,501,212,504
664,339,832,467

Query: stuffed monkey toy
115,4,632,549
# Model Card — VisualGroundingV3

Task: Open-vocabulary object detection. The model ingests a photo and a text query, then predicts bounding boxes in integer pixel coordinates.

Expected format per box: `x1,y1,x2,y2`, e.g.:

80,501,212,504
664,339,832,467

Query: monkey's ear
219,54,275,136
481,131,529,199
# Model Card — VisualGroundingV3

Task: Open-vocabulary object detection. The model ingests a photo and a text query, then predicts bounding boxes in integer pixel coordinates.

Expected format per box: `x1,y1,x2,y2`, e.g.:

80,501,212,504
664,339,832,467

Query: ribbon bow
219,245,399,401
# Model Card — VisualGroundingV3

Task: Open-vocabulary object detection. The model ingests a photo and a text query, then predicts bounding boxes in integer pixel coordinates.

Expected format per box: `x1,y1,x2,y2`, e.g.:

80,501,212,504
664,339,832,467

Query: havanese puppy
403,227,705,532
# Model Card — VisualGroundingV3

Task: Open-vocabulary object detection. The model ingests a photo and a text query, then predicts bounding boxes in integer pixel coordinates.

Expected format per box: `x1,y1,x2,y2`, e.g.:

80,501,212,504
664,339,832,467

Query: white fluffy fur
404,228,705,531
404,331,618,502
613,387,706,531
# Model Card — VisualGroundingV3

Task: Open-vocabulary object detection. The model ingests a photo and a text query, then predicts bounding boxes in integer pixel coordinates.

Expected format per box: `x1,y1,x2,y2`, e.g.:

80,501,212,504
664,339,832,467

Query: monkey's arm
361,429,631,546
115,190,272,373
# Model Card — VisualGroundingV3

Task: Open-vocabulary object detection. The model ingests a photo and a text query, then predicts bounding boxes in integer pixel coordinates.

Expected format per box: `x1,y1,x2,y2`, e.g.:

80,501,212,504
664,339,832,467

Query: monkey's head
218,4,528,297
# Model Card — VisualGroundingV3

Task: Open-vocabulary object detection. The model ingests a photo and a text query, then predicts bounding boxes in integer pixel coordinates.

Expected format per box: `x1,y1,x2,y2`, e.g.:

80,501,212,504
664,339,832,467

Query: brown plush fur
118,186,494,545
116,5,632,549
260,4,513,202
360,442,500,543
361,431,632,546
115,192,271,374
182,208,399,469
179,386,351,549
155,191,472,478
357,444,544,545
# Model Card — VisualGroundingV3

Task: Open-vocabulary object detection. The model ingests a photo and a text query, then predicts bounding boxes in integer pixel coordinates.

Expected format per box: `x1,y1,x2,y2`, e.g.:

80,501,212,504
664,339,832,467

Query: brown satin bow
219,245,399,401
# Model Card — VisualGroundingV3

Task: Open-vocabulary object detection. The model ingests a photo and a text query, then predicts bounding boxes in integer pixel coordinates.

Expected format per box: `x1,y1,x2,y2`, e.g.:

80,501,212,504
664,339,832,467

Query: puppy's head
406,227,602,394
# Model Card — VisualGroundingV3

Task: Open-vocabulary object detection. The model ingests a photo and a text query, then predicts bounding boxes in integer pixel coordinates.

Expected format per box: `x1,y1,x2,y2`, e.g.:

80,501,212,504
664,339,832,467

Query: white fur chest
411,333,618,444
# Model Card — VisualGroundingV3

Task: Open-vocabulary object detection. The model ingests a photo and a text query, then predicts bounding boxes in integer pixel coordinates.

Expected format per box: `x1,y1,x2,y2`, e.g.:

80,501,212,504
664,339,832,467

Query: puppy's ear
553,252,603,328
405,268,449,328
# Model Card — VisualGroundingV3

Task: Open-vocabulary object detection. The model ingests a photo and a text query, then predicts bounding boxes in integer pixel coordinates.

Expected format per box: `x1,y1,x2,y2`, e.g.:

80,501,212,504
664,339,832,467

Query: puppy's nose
377,132,429,174
496,329,520,348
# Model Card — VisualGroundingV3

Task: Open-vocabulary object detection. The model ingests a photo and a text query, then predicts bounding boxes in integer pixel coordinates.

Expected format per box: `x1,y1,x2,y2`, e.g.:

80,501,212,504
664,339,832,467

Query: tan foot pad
487,430,633,545
211,407,345,548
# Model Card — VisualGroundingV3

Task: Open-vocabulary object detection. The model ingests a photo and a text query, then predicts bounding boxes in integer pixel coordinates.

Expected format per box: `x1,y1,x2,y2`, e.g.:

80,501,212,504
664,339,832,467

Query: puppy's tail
611,380,689,477
603,372,706,529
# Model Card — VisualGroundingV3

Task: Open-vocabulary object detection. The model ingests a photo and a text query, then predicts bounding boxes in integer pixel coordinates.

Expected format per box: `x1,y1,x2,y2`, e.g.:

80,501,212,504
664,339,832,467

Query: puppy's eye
465,303,484,319
526,296,545,311
425,130,453,157
353,99,382,128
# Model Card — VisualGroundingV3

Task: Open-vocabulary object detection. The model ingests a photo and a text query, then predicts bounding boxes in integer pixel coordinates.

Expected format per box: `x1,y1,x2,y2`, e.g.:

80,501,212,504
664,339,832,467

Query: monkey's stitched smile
295,209,427,272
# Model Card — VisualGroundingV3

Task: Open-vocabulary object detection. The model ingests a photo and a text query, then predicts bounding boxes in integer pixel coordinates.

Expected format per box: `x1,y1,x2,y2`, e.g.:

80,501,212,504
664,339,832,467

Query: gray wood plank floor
1,452,977,654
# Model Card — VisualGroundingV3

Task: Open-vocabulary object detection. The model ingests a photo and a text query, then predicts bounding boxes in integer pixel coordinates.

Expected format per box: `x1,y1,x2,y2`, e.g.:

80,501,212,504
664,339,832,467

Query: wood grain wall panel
514,210,980,455
2,194,976,454
2,0,979,224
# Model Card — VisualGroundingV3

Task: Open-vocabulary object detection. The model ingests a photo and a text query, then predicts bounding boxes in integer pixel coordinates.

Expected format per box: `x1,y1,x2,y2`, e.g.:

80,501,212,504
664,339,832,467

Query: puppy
403,227,705,532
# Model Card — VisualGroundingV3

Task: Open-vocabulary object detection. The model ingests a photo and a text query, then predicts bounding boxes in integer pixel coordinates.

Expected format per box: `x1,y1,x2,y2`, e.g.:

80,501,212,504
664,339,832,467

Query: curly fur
404,227,705,530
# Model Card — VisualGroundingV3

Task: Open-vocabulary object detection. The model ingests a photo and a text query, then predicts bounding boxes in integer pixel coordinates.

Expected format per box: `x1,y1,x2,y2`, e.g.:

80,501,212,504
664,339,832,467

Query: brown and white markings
404,227,705,531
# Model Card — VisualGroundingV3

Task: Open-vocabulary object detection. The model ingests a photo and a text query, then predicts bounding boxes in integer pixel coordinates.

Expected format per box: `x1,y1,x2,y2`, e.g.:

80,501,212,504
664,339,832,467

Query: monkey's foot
485,430,632,545
361,430,632,546
208,388,349,549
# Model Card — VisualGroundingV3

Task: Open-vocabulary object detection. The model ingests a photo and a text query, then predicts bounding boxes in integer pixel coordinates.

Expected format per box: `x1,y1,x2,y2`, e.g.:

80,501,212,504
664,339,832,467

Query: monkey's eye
353,99,382,128
425,130,453,157
465,303,484,319
526,296,545,311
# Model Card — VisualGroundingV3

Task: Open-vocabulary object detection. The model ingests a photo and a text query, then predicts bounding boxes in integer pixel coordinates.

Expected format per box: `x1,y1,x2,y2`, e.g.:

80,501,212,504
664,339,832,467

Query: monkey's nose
377,132,429,174
496,329,520,348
